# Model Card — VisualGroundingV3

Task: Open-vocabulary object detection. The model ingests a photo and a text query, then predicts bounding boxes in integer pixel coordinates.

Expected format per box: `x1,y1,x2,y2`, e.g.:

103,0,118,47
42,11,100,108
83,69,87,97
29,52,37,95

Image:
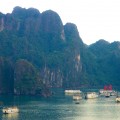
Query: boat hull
2,107,19,114
73,95,82,100
116,97,120,102
85,92,98,99
65,90,81,95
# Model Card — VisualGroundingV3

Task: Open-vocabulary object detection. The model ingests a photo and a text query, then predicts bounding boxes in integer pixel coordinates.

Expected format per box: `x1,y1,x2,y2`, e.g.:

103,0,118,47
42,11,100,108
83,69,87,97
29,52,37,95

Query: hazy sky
0,0,120,45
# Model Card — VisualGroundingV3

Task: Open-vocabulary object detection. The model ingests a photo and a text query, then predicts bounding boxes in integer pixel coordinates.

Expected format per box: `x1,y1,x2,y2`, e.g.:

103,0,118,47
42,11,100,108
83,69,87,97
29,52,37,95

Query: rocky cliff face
41,10,65,40
0,13,18,31
39,23,83,88
0,6,84,94
0,7,65,40
63,23,83,87
13,59,51,96
14,59,38,95
0,57,14,94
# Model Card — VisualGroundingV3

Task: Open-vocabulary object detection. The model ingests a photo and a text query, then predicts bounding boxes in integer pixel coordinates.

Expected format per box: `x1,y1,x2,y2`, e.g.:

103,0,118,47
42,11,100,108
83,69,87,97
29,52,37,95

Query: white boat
104,92,110,97
110,91,117,96
73,95,82,100
116,97,120,102
85,92,98,99
99,89,116,96
2,107,19,114
99,89,113,94
99,85,116,96
65,90,81,94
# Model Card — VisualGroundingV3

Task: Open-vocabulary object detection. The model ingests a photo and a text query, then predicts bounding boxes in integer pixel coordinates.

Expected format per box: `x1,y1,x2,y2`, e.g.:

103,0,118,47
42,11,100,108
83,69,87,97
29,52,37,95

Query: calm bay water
0,89,120,120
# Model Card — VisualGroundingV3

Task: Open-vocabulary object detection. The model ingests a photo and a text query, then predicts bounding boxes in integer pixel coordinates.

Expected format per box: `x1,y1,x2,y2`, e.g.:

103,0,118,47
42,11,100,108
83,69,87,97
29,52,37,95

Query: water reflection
2,113,19,120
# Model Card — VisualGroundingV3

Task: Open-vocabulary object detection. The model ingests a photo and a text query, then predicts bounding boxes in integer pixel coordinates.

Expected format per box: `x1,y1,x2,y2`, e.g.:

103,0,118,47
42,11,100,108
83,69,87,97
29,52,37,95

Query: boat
110,91,117,96
104,92,110,97
99,85,116,96
73,95,82,100
85,92,98,99
116,97,120,102
65,90,81,95
115,92,120,102
99,89,116,96
73,95,82,104
2,107,19,114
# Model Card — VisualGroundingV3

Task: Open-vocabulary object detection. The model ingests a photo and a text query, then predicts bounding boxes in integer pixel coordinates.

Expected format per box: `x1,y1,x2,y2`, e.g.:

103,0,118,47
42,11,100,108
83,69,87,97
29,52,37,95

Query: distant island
0,6,120,95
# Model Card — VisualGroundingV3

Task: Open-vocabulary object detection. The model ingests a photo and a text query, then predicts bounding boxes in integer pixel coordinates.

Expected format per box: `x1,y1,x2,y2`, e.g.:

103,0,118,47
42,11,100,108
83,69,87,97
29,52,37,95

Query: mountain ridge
0,6,120,95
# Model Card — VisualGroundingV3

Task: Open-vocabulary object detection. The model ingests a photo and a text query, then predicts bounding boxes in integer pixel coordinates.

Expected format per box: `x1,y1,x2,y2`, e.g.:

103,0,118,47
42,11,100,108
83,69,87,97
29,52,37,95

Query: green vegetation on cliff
0,7,120,95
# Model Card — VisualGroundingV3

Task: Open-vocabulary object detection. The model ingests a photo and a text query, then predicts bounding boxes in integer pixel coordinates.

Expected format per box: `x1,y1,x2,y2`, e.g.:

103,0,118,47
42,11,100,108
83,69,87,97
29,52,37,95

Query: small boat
73,95,82,100
99,89,116,96
116,97,120,102
99,85,116,96
110,91,117,96
85,92,98,99
65,90,81,95
104,92,110,97
2,107,19,114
